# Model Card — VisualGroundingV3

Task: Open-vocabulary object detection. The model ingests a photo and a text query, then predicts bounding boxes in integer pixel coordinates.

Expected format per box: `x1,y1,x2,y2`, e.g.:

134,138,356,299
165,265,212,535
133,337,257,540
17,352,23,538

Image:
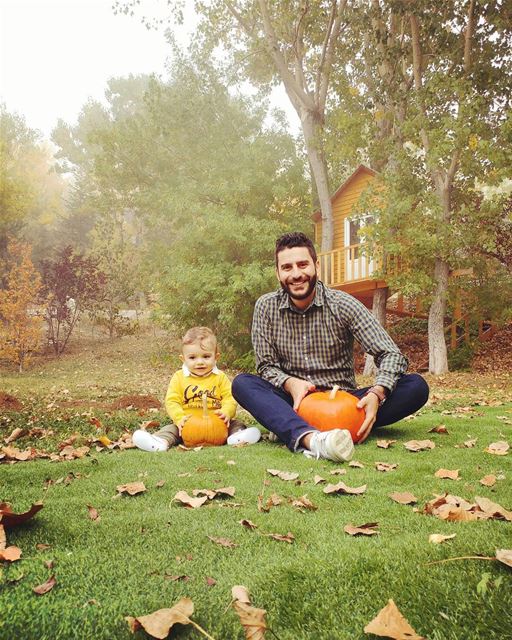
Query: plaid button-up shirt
252,281,408,392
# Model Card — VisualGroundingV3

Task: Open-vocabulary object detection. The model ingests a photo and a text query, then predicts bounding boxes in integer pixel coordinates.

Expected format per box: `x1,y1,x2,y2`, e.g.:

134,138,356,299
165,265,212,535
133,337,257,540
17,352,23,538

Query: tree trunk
363,287,388,376
428,258,449,374
299,108,333,251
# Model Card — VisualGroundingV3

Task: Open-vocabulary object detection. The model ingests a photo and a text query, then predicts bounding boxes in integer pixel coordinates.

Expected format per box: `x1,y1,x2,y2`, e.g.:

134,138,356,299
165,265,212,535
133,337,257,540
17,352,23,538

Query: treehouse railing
318,245,400,287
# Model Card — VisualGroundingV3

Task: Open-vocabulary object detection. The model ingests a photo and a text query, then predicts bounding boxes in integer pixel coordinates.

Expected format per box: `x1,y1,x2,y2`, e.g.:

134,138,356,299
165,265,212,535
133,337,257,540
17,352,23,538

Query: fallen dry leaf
404,439,435,452
239,519,258,530
434,469,460,480
1,446,34,461
266,468,299,481
155,480,165,488
344,522,379,536
32,575,56,595
375,462,397,472
174,491,208,509
0,524,5,549
428,425,449,434
87,505,100,521
207,536,238,548
258,493,283,513
163,574,191,582
349,460,364,468
232,585,267,639
389,492,418,505
313,475,325,485
265,531,295,543
364,599,425,639
4,427,27,443
116,482,146,496
377,439,396,449
496,549,512,569
474,496,512,522
126,597,194,639
0,546,22,561
429,533,456,544
323,482,367,495
36,543,51,551
291,495,317,511
456,438,477,448
0,502,43,528
479,474,497,487
330,468,347,476
485,441,509,456
205,576,217,586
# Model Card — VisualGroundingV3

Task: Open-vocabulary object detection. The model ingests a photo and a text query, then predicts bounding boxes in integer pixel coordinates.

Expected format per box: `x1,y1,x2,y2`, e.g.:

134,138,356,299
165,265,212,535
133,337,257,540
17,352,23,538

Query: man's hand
214,410,230,426
284,377,316,410
356,392,379,443
177,415,190,436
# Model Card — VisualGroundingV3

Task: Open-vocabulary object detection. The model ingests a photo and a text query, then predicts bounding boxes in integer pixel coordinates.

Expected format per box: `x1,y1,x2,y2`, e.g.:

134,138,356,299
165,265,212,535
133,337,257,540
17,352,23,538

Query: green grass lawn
1,334,511,639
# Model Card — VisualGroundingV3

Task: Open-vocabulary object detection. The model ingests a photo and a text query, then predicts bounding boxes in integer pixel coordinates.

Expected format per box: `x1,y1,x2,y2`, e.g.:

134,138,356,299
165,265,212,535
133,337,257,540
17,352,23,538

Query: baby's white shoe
227,426,261,446
132,429,168,452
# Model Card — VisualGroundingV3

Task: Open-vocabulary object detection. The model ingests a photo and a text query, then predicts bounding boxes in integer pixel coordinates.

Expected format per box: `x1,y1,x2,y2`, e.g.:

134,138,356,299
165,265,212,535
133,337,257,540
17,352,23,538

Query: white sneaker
132,429,168,452
227,426,261,446
303,429,354,462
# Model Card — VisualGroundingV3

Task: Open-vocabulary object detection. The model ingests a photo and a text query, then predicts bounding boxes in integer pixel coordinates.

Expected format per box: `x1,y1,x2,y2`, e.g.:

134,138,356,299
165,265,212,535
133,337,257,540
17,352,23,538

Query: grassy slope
1,330,511,640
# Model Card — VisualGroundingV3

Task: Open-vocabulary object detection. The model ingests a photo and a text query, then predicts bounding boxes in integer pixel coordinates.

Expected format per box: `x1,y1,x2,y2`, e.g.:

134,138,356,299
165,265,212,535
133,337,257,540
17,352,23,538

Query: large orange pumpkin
297,386,365,443
181,392,228,447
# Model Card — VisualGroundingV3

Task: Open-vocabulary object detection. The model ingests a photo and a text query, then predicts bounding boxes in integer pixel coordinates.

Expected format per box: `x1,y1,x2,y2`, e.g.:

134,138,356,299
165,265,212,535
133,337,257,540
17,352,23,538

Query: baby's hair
182,326,217,351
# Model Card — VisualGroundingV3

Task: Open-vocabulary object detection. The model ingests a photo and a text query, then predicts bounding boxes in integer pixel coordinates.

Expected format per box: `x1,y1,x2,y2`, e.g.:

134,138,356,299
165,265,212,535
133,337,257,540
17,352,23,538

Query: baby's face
181,339,218,377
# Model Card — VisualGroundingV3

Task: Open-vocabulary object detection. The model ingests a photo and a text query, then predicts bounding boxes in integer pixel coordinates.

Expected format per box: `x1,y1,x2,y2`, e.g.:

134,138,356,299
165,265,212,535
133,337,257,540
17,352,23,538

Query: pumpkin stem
202,391,209,418
329,385,340,400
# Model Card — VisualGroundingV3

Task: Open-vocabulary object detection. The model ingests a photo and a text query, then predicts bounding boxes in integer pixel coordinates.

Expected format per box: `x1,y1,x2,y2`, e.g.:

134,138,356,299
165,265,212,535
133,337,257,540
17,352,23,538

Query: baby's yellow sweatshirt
164,365,237,424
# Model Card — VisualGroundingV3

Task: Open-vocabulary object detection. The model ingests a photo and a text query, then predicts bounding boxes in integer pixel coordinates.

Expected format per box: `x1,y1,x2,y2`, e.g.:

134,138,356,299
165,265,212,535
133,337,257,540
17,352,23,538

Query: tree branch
464,0,476,73
317,0,347,112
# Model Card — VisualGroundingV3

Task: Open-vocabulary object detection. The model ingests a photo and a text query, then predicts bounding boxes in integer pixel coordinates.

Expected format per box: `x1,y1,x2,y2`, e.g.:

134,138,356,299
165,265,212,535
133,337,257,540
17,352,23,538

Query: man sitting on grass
232,231,429,463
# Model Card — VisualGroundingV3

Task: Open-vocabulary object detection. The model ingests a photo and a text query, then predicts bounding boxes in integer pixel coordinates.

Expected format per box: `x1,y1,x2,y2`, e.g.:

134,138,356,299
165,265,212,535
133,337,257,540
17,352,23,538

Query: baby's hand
214,410,230,426
177,415,190,435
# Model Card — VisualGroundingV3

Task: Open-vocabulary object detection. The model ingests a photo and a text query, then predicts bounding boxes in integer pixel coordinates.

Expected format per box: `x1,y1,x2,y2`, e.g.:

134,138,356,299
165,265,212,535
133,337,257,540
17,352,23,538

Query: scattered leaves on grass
291,495,317,511
375,462,397,472
330,468,347,475
258,493,283,513
1,446,33,461
324,482,367,495
126,598,196,639
205,576,217,587
496,549,512,569
389,492,418,505
474,496,512,521
0,524,5,548
429,533,456,544
193,487,236,500
349,460,364,468
140,420,160,430
266,469,299,481
36,543,51,551
404,440,435,452
0,501,43,528
155,480,165,488
344,522,379,536
479,474,496,487
86,505,100,521
239,519,258,530
232,585,267,639
364,599,424,639
265,532,295,544
164,574,191,582
422,493,512,522
455,438,477,449
174,491,208,509
32,575,56,595
207,536,238,548
377,439,396,449
313,475,325,485
116,482,146,496
434,469,460,480
428,425,449,434
485,441,509,456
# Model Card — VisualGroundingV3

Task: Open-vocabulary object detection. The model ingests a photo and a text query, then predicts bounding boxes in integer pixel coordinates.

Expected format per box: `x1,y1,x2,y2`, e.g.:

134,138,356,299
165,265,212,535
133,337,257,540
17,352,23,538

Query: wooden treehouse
313,165,495,352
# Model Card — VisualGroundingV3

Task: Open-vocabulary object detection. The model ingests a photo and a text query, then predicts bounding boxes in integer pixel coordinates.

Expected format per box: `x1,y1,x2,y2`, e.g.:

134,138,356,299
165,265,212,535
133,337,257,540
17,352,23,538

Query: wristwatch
366,386,387,405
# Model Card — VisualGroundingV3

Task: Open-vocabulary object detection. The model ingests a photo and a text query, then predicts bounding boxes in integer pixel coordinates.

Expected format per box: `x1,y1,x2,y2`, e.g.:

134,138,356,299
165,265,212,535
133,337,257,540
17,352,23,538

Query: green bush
448,342,475,371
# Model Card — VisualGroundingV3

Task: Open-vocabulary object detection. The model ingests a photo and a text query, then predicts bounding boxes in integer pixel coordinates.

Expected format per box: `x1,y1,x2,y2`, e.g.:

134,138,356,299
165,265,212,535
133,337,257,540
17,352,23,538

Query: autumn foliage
0,239,43,371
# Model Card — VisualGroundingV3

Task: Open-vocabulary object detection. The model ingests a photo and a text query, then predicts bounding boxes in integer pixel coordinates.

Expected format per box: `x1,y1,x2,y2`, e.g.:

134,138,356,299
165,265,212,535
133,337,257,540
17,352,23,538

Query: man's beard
281,273,317,301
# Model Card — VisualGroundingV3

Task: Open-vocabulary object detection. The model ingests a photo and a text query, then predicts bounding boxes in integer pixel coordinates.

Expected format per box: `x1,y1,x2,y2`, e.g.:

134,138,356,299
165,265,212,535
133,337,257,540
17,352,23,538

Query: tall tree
0,239,43,372
340,0,512,374
115,0,352,251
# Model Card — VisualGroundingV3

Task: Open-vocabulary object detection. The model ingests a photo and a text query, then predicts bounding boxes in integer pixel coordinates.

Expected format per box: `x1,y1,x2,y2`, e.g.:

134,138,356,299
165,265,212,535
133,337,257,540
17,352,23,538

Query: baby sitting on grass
132,326,261,451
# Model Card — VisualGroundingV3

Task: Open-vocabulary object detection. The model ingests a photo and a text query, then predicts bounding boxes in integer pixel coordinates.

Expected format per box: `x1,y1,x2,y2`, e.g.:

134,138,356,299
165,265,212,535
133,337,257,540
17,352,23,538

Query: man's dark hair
275,232,317,266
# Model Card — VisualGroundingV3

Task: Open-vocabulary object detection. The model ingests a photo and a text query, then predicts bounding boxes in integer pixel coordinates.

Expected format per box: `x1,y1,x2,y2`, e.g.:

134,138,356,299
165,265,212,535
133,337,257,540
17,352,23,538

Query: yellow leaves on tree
0,239,42,372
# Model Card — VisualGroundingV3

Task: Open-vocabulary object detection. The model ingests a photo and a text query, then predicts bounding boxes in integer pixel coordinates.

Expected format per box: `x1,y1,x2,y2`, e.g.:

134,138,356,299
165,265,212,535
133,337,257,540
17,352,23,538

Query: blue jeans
231,373,429,451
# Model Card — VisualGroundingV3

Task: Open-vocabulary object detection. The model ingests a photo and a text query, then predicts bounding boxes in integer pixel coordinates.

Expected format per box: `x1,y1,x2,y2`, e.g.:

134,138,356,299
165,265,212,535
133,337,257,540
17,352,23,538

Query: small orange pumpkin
181,392,228,447
297,386,365,443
